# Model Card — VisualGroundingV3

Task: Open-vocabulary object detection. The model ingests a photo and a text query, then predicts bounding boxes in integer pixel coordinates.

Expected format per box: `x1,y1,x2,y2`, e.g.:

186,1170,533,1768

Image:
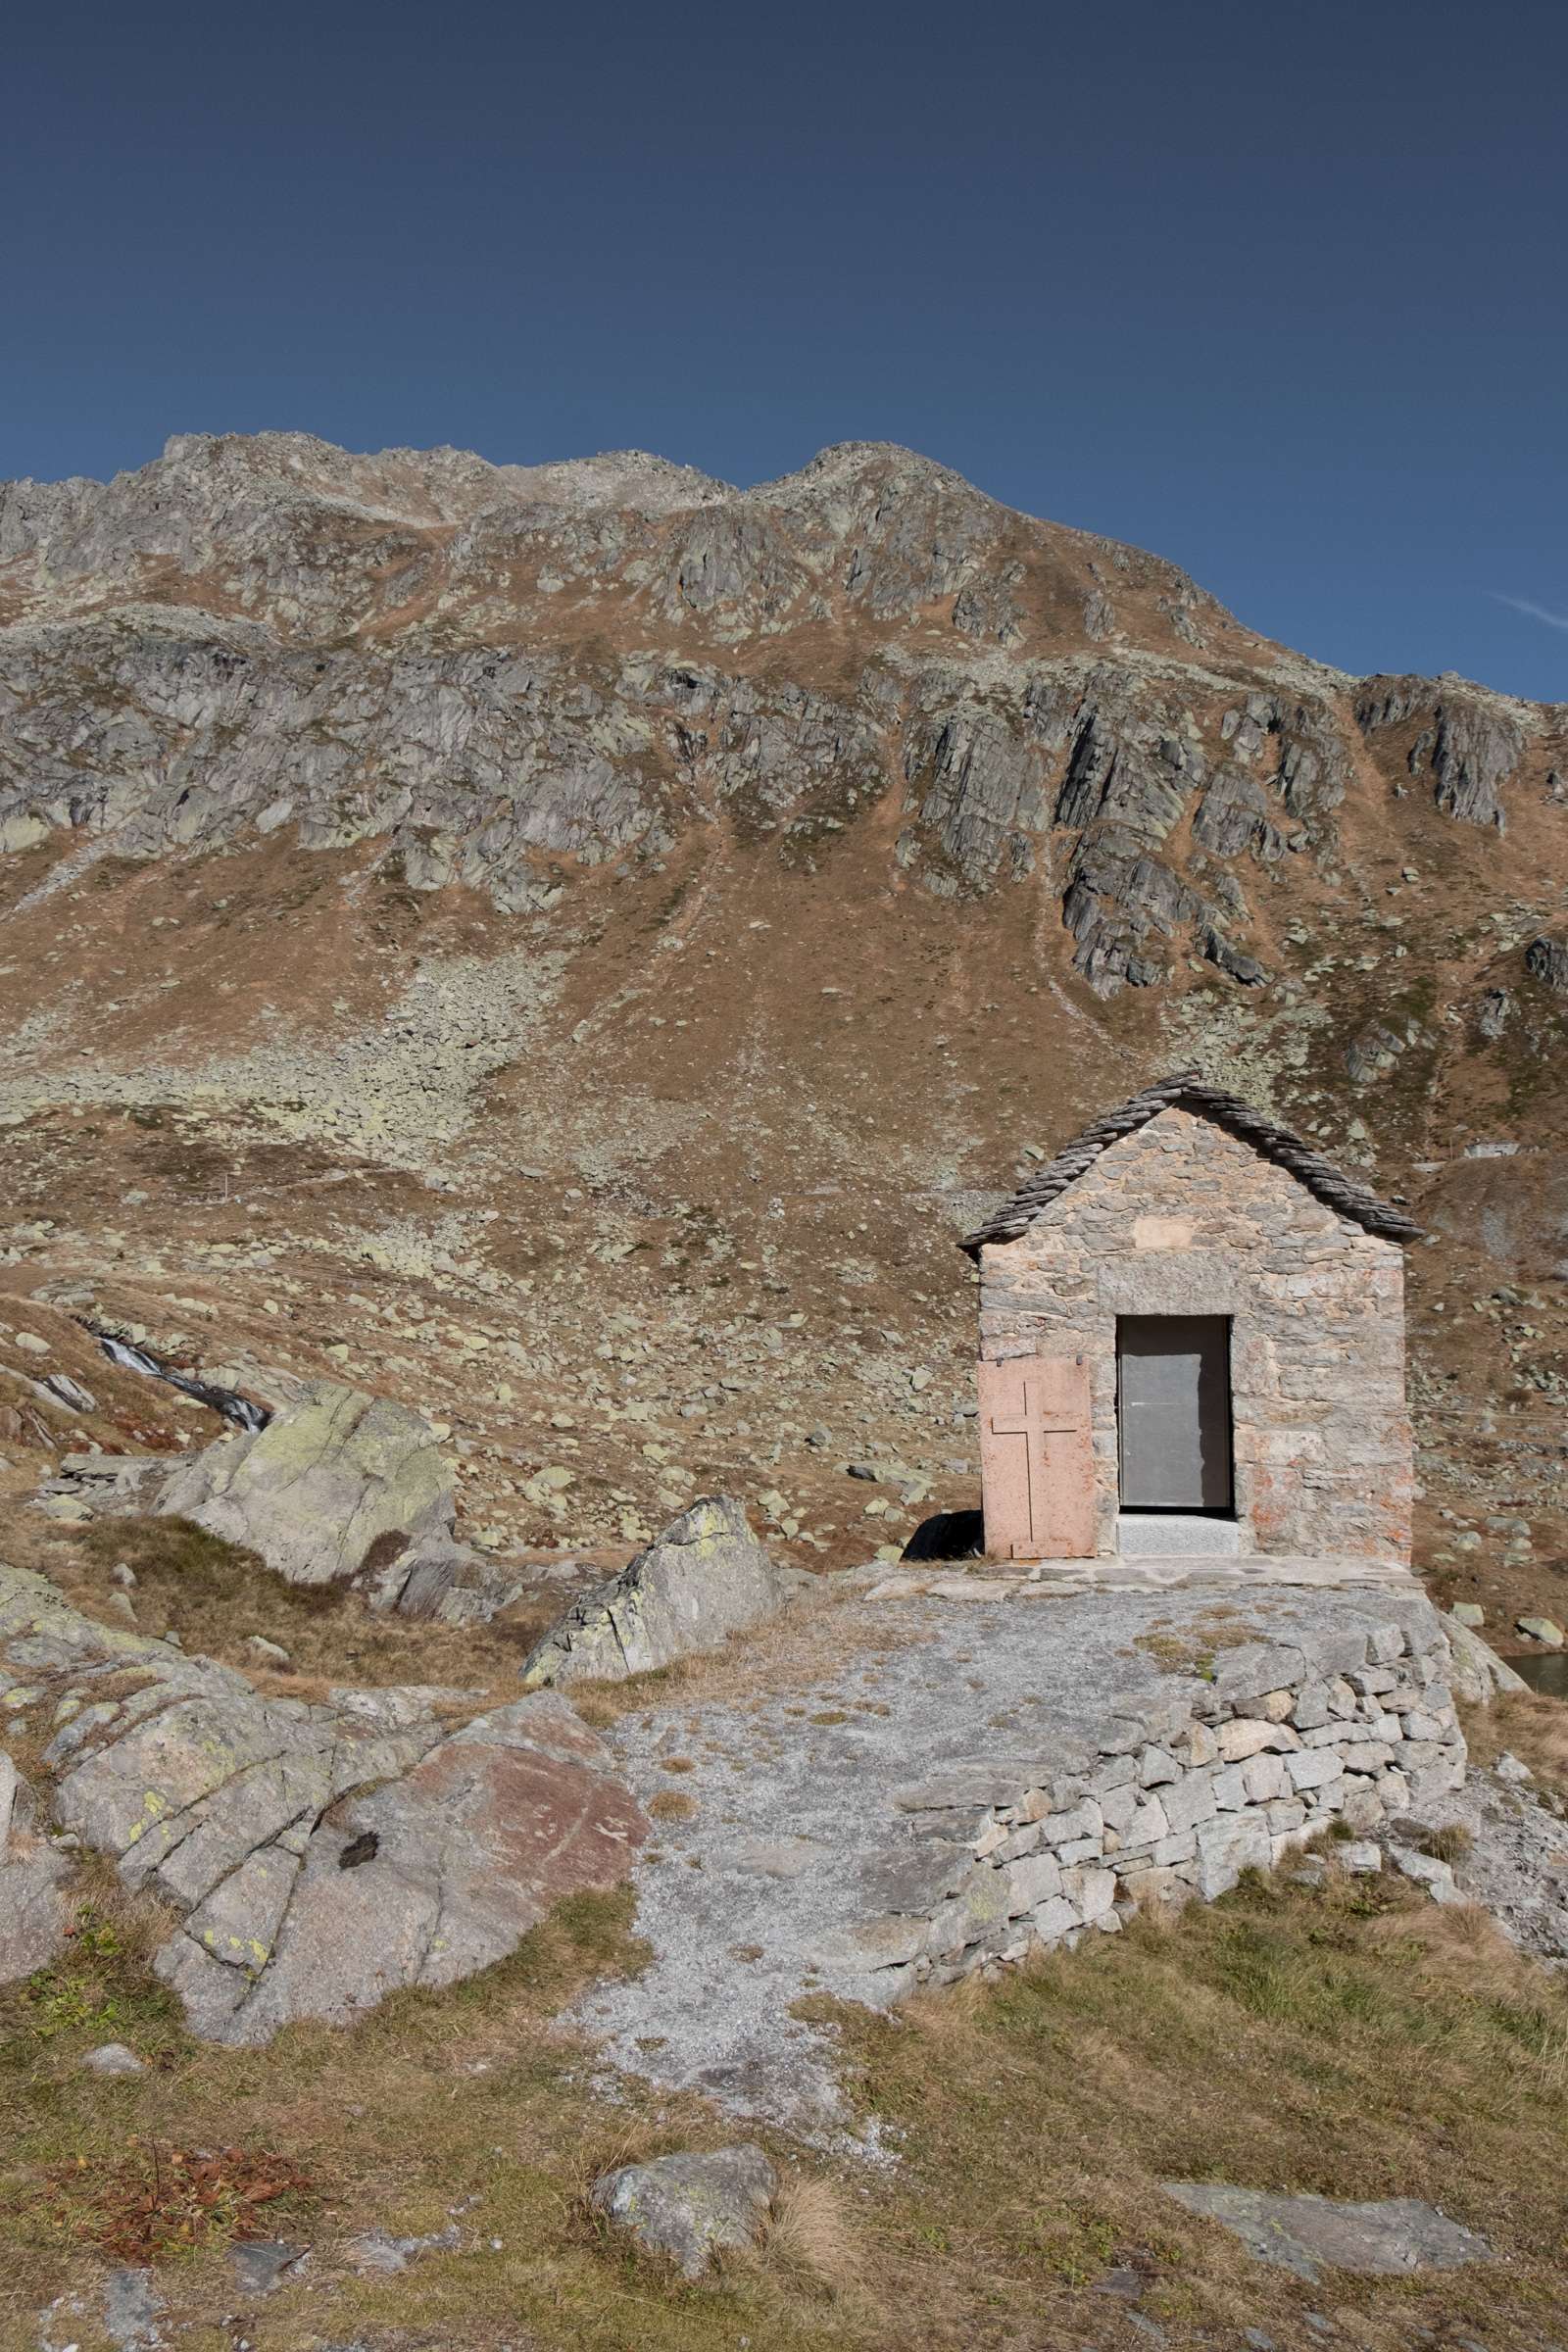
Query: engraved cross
988,1372,1081,1548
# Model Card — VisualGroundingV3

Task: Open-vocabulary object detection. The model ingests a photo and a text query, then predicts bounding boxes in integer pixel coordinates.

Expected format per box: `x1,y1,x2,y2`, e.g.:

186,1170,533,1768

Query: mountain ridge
3,430,1568,1636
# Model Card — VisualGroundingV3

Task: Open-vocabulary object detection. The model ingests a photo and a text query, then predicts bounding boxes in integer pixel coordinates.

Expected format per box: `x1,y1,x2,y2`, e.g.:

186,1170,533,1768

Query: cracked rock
0,1560,647,2043
519,1494,784,1687
156,1380,454,1588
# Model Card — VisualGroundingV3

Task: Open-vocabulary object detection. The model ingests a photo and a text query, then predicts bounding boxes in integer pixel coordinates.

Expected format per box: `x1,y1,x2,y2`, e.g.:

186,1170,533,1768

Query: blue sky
5,0,1564,700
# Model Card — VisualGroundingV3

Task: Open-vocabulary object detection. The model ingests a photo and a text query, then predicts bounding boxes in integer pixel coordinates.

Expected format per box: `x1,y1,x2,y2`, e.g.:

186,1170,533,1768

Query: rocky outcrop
520,1495,784,1687
1525,934,1568,993
0,1753,71,1983
1443,1614,1529,1704
157,1691,647,2043
156,1381,453,1588
1356,677,1525,832
0,1560,646,2041
589,2145,777,2278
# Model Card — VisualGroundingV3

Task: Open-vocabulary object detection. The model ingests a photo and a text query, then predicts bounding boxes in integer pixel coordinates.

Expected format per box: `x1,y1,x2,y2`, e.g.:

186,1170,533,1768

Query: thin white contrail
1488,590,1568,634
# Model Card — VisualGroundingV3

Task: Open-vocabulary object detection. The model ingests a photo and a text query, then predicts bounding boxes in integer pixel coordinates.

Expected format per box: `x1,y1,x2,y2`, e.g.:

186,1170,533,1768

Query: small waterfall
93,1333,270,1433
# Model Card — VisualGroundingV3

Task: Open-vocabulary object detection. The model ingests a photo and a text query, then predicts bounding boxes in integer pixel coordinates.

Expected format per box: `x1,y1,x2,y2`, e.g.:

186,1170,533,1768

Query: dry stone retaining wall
883,1596,1462,1990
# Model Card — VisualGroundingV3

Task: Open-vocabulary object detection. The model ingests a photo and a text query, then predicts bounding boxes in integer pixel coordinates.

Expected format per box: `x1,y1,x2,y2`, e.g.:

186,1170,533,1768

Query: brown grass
1132,1607,1257,1681
647,1789,697,1821
16,1512,534,1700
566,1587,925,1729
752,2174,870,2301
830,1856,1568,2347
1463,1688,1568,1807
1401,1818,1475,1865
7,1847,1567,2349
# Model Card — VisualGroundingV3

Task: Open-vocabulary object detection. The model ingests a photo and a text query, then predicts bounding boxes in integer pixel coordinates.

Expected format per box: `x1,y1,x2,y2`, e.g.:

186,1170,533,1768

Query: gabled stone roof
960,1069,1424,1255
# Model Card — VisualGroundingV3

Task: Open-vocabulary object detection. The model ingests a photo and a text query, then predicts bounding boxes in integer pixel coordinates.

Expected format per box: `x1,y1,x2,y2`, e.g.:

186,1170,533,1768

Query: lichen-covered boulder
519,1496,784,1688
156,1382,454,1587
590,2144,777,2278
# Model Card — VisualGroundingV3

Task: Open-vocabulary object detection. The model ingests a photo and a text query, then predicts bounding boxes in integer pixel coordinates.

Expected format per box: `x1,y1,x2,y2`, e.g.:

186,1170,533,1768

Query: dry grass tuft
1135,1608,1254,1679
757,2173,870,2300
647,1788,697,1821
1403,1819,1474,1865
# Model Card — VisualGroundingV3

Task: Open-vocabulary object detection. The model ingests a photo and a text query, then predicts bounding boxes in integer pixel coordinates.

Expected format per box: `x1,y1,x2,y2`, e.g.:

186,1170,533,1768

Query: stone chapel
961,1072,1422,1568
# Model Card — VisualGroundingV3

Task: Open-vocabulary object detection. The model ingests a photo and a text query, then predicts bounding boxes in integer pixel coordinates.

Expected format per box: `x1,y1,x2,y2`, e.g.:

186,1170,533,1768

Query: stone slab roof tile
960,1070,1423,1256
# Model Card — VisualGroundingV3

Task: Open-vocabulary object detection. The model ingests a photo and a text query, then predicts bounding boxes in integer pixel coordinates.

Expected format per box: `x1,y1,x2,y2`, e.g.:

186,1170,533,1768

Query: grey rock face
156,1380,453,1587
1525,934,1568,992
0,1751,71,1983
1162,2182,1492,2283
1433,1767,1568,1960
2,431,1542,1004
0,1560,647,2043
590,2144,777,2278
1356,678,1523,832
167,1691,647,2044
520,1494,784,1687
1443,1614,1528,1704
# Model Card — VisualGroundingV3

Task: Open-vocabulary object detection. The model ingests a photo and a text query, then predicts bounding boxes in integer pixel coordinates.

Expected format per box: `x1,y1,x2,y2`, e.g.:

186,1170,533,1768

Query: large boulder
156,1692,648,2043
519,1496,785,1688
156,1382,454,1588
0,1561,647,2042
590,2144,778,2278
0,1754,71,1983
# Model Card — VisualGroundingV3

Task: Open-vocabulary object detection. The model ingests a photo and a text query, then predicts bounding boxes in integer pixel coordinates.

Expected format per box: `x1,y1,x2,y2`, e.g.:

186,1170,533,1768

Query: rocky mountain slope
3,432,1568,1627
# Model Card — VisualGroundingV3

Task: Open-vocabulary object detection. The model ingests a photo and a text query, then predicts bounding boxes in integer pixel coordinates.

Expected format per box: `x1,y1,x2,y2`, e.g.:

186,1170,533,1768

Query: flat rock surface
1162,2182,1493,2282
573,1579,1441,2127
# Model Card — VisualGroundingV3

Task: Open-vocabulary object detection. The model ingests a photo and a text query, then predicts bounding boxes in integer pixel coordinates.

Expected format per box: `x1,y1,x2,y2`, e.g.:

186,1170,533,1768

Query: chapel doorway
1116,1315,1234,1513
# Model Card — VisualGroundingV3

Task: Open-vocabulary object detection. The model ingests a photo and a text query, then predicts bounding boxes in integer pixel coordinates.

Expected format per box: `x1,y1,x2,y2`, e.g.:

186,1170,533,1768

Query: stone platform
573,1578,1461,2128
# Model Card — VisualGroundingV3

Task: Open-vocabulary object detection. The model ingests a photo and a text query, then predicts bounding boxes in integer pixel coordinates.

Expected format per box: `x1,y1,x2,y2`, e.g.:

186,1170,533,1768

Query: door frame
1114,1311,1236,1515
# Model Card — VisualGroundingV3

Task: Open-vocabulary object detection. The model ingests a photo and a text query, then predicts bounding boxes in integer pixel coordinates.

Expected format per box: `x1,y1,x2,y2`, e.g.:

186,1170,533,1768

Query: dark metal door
1116,1315,1233,1509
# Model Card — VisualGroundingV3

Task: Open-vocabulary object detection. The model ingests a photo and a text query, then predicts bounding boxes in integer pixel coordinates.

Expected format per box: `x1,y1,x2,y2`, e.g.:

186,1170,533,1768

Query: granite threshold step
867,1554,1419,1603
1117,1512,1240,1557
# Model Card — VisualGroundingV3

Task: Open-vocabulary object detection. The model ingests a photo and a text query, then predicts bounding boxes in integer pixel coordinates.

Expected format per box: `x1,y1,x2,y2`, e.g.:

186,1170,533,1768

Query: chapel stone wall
977,1107,1411,1562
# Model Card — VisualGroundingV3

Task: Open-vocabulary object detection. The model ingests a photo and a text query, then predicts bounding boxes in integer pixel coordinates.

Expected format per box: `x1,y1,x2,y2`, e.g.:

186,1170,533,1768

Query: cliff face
7,432,1558,996
3,433,1567,1620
